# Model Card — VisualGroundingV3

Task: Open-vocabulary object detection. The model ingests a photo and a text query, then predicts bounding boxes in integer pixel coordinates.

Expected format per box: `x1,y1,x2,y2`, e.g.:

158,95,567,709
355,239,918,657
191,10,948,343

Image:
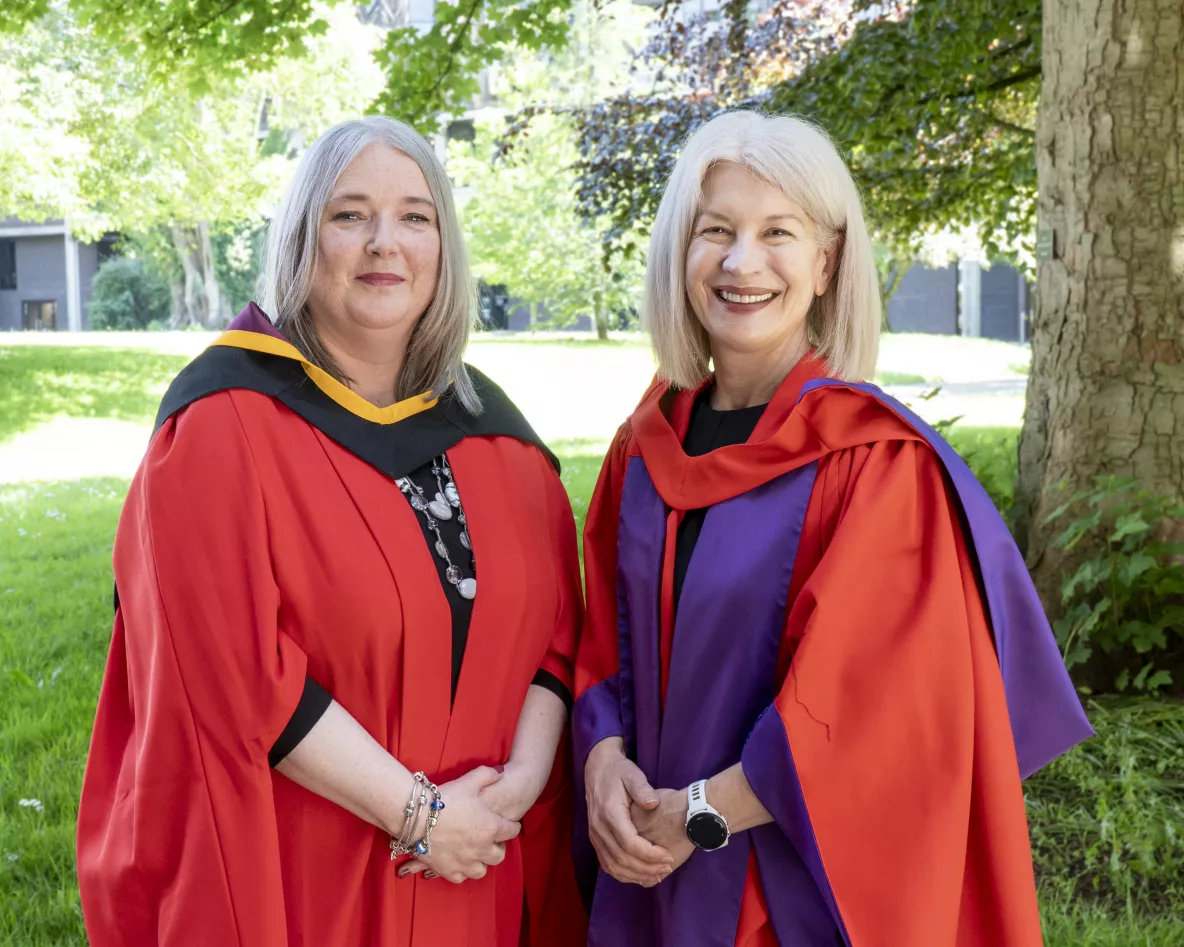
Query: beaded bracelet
389,772,428,859
413,779,446,858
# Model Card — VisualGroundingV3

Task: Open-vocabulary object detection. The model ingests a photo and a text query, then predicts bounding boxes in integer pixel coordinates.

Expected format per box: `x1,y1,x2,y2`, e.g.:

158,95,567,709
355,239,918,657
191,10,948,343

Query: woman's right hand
398,766,520,884
585,737,674,886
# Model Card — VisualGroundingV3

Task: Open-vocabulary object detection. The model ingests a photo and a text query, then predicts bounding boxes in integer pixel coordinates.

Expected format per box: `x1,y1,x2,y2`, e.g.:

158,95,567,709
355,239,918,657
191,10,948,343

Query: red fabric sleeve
77,392,308,946
535,461,583,693
763,440,1040,946
574,422,632,699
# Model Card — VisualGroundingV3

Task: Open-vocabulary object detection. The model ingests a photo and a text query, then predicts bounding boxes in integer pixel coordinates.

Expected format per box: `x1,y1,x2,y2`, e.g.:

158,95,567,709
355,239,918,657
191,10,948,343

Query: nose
721,233,761,277
366,213,401,257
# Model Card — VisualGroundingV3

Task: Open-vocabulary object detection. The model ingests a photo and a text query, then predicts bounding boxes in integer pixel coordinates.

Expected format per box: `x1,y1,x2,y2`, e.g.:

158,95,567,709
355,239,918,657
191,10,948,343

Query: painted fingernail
493,764,505,774
424,871,437,880
397,867,409,878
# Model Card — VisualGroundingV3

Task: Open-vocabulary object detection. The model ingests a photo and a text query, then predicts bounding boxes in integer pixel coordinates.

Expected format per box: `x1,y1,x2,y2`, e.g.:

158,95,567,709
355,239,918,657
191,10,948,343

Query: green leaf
1110,513,1151,543
1144,670,1173,691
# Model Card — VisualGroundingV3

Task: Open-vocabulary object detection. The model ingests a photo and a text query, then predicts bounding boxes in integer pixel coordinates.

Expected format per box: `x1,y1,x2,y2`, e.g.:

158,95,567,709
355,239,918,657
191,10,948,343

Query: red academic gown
576,355,1087,946
77,306,587,947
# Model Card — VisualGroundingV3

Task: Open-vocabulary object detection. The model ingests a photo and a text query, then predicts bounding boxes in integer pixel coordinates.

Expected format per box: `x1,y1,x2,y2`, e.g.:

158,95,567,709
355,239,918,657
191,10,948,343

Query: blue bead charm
414,841,429,856
431,800,445,811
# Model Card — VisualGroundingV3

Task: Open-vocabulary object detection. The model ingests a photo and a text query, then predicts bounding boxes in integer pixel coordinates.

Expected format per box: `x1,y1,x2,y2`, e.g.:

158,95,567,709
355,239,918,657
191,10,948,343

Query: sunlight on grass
0,348,189,445
0,479,128,944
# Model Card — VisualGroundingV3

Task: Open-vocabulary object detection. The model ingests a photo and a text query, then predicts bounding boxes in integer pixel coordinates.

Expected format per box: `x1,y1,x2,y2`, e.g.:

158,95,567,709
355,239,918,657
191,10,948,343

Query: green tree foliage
1044,477,1184,695
0,3,383,325
373,0,573,132
0,0,579,131
0,4,383,237
86,257,173,330
453,113,644,338
450,1,649,337
552,0,1038,261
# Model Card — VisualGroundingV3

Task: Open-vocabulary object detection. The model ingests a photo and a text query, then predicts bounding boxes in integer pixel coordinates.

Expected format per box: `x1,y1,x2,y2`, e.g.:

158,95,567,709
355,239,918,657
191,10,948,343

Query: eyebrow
327,192,437,208
696,210,805,225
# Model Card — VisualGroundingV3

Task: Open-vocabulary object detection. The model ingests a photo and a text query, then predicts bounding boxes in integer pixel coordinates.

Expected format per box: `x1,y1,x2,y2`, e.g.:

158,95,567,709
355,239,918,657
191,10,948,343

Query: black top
672,388,768,611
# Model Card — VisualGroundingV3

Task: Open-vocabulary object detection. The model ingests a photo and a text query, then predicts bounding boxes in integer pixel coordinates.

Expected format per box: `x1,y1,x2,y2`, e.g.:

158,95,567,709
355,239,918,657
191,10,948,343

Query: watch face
687,811,729,851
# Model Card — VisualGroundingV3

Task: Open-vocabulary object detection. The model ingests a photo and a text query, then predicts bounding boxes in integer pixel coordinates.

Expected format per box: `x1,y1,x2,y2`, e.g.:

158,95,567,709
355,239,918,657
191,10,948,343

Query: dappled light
0,348,189,445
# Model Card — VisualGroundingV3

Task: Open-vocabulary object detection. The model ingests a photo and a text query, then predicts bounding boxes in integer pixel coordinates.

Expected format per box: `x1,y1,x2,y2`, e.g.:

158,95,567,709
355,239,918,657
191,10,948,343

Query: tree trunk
1015,0,1184,684
169,222,232,329
594,292,610,340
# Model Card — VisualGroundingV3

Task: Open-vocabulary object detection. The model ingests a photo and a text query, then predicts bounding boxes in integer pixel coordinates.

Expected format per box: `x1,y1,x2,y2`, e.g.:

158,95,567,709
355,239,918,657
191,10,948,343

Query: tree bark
1016,0,1184,684
169,222,232,329
594,291,610,340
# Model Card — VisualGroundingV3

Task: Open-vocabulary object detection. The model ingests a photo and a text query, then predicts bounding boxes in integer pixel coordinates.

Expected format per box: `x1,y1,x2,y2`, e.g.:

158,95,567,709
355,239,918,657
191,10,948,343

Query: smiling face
306,143,441,345
685,162,837,366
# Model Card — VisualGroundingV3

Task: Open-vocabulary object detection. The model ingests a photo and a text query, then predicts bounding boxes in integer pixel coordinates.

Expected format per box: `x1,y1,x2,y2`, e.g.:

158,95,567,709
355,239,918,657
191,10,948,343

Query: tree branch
159,0,247,41
416,0,486,120
985,111,1036,138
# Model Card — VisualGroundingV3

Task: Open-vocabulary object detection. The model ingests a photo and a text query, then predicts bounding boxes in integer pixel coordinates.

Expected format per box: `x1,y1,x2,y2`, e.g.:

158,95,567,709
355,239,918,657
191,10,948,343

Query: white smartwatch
685,779,730,851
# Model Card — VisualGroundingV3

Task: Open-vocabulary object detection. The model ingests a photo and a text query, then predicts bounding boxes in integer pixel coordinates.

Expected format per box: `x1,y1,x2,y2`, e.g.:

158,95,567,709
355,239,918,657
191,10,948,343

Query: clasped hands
397,759,546,884
584,737,695,887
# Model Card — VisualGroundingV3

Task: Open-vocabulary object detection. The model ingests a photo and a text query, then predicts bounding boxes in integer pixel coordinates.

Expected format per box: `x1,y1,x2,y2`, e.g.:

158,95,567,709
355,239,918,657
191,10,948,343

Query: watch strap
687,779,712,816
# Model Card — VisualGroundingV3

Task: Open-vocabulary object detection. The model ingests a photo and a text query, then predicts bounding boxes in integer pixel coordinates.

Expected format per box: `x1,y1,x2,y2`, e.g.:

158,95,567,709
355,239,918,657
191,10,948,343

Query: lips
713,286,779,305
357,273,406,286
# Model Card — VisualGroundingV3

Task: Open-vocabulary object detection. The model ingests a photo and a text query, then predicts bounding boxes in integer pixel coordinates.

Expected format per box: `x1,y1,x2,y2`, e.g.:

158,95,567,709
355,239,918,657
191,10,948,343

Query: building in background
0,218,117,331
886,260,1031,343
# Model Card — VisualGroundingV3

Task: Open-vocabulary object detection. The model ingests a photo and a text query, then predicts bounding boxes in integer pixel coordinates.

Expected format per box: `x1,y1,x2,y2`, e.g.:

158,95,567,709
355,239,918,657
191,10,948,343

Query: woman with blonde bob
573,110,1090,946
77,116,586,946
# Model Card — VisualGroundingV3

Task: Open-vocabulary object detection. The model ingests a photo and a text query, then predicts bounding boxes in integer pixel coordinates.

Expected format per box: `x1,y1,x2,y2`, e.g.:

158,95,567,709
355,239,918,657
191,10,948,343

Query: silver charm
397,453,477,601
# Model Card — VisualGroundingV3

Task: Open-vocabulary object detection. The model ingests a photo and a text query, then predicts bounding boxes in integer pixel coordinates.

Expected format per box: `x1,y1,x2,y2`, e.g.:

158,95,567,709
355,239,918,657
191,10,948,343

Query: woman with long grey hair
573,110,1090,946
77,116,586,946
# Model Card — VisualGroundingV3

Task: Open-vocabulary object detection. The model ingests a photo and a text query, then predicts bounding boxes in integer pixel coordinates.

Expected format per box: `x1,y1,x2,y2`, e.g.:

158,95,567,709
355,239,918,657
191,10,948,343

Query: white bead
458,577,477,600
428,498,452,520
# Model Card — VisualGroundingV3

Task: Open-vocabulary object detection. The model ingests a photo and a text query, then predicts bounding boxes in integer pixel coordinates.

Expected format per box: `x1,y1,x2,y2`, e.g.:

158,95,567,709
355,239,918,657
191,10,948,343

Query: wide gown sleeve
77,391,309,946
740,440,1041,946
532,459,583,703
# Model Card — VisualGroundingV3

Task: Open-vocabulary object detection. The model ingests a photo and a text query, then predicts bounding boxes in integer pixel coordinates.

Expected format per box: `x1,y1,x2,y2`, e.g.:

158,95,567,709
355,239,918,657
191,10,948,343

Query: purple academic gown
572,380,1093,946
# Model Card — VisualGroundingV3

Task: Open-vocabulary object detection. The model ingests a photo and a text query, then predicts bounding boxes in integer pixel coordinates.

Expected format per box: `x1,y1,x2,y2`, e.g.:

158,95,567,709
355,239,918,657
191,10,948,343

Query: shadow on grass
0,347,189,445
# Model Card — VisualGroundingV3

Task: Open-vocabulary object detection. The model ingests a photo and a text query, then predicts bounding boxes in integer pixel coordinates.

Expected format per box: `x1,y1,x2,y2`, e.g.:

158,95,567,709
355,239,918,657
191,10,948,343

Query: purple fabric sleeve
742,706,851,945
572,674,626,770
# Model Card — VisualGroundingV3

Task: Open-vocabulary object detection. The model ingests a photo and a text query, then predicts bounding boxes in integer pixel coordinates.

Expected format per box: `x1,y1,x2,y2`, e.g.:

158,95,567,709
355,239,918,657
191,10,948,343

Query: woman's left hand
480,759,549,823
631,788,696,875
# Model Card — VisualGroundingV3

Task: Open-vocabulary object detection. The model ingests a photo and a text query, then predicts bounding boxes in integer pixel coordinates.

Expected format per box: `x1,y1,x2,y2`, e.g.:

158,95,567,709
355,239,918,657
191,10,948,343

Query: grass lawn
0,347,189,445
2,340,1181,945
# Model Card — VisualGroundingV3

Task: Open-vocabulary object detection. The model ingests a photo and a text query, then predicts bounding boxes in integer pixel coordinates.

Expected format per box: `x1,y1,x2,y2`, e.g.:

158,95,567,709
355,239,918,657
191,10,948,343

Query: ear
815,235,843,297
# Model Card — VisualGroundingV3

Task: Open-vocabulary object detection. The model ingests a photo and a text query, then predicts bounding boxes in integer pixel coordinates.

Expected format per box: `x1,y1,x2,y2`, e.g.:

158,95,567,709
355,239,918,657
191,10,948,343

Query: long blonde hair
644,110,880,387
259,116,480,412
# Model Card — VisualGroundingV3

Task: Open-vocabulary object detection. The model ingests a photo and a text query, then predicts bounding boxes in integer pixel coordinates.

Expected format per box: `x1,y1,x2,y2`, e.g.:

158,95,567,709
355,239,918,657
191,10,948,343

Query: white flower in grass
16,528,26,536
5,853,17,862
18,799,43,813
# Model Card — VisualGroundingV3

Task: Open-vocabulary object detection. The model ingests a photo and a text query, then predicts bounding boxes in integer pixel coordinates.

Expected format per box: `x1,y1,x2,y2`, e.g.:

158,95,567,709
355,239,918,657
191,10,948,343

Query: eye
766,228,793,238
405,213,432,223
698,226,730,236
332,211,363,221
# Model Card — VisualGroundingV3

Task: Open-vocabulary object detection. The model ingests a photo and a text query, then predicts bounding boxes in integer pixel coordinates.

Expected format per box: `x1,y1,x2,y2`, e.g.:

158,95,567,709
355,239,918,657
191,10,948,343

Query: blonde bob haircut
644,110,880,388
259,116,480,413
